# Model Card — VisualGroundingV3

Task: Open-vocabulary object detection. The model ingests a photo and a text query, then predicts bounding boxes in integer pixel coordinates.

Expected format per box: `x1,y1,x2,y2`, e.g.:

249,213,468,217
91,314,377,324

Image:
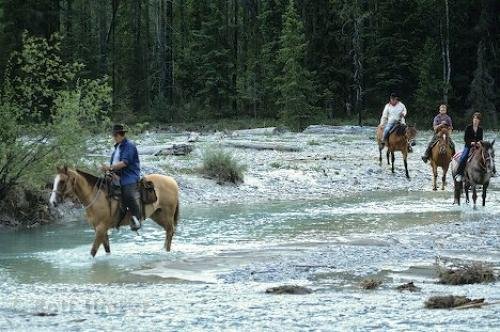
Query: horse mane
75,169,108,189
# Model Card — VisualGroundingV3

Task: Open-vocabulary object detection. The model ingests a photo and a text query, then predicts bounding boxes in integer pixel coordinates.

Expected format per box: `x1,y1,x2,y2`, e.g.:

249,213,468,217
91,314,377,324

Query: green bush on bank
201,148,247,184
0,32,110,224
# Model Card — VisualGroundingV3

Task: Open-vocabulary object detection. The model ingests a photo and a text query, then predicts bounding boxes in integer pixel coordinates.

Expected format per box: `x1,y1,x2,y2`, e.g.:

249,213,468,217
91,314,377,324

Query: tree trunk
352,1,364,126
232,0,239,115
440,0,451,103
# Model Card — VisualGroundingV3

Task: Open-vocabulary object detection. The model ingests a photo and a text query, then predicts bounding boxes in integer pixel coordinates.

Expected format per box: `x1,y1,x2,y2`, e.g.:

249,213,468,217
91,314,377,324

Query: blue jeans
383,122,397,141
457,146,470,176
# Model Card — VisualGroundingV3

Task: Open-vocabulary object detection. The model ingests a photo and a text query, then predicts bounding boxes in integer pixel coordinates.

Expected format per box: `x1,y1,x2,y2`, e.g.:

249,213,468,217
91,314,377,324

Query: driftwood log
231,127,287,136
224,142,302,152
155,144,194,156
303,125,376,135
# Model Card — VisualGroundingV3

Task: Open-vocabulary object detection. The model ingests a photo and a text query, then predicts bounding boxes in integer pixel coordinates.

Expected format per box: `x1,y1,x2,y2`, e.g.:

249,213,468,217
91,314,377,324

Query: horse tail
174,200,179,227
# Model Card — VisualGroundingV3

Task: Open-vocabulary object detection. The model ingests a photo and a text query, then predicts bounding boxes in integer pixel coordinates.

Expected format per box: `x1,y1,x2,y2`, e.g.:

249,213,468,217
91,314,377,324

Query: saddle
390,123,407,136
453,149,475,163
110,177,158,228
139,178,157,205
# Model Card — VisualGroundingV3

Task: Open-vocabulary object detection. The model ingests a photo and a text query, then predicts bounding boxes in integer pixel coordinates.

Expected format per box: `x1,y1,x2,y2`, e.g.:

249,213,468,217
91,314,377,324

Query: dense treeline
0,0,498,129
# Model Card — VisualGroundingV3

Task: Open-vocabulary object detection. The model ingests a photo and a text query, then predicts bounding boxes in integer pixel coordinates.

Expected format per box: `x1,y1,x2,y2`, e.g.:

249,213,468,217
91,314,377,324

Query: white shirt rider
380,101,407,126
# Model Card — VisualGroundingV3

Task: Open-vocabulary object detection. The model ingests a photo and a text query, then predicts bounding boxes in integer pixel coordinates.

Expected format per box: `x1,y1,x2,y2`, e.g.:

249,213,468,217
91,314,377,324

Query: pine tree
413,38,442,120
259,0,286,118
468,40,497,127
275,0,316,130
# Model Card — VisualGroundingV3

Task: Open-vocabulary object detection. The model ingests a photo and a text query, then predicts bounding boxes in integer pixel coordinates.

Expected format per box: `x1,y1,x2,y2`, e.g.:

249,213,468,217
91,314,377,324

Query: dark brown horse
50,167,179,256
376,124,417,178
429,127,453,191
452,140,496,207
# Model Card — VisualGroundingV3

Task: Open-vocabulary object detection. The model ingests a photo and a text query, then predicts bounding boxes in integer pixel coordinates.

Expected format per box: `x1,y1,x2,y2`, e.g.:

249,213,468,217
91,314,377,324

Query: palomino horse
376,124,417,178
429,127,453,191
451,140,496,207
49,167,179,256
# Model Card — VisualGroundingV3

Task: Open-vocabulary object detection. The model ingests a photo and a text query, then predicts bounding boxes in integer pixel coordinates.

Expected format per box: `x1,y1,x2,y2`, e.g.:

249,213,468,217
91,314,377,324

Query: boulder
187,132,200,143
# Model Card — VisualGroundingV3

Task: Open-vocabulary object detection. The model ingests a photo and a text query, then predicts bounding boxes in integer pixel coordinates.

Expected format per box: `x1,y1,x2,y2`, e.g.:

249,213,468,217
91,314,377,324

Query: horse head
483,140,496,175
49,166,78,207
437,127,451,155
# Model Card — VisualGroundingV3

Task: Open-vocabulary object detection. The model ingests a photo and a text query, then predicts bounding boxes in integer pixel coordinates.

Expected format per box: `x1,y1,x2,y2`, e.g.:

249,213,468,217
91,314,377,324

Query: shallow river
1,189,499,331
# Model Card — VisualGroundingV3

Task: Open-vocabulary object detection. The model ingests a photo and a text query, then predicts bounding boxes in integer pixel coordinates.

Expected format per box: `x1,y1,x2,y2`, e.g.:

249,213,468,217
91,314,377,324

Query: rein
79,179,105,210
52,174,106,210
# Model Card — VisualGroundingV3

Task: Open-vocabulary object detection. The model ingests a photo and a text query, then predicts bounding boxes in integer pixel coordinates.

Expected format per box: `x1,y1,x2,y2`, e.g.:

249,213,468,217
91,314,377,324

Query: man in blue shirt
101,124,142,231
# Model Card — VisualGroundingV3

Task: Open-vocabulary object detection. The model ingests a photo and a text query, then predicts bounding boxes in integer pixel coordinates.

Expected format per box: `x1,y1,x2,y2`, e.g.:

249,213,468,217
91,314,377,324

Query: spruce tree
275,0,316,130
468,40,497,127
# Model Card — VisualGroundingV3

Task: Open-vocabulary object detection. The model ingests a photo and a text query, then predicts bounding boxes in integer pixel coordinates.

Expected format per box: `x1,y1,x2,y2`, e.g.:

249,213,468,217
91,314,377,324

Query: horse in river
451,140,496,207
429,126,454,191
376,123,417,179
49,167,179,256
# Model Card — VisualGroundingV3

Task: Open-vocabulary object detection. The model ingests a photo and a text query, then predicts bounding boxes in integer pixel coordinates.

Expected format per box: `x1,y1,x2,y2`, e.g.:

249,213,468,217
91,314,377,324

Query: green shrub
0,32,110,200
270,161,282,168
307,140,320,146
201,148,247,184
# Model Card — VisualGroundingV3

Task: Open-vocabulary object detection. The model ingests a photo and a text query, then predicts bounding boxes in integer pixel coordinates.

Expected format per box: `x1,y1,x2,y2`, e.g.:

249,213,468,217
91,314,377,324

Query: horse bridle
52,175,104,210
480,145,495,174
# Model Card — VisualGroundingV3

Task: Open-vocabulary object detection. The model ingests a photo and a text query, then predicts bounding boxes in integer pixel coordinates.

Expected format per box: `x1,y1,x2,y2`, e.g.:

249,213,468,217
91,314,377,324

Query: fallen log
425,295,484,309
224,142,302,152
231,127,288,136
155,143,194,156
265,285,313,295
303,125,376,135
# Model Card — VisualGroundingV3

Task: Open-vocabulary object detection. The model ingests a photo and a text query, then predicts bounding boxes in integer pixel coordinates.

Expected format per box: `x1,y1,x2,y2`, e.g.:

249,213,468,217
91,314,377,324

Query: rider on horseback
454,112,483,183
421,104,456,163
101,124,142,231
379,92,407,147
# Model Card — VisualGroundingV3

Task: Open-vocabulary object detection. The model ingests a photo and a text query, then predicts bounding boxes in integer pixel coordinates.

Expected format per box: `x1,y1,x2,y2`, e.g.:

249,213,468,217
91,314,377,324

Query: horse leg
482,182,489,206
379,146,382,166
403,151,409,179
91,225,107,257
441,166,448,190
391,152,395,173
464,183,470,204
453,179,461,205
150,209,176,252
387,150,390,165
432,164,437,190
103,234,111,254
472,186,478,209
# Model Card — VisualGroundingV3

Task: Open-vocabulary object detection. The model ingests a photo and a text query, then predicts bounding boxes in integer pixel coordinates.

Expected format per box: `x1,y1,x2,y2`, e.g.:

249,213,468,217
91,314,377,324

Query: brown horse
49,167,179,256
429,127,453,191
376,124,417,178
452,140,496,207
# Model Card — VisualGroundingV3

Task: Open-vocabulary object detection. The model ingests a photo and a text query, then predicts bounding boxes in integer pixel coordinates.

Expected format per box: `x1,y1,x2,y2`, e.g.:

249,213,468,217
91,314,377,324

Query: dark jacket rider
101,124,142,231
455,112,483,182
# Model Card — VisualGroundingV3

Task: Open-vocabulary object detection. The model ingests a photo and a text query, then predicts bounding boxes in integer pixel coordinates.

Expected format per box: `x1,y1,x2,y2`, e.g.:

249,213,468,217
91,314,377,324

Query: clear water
1,189,499,331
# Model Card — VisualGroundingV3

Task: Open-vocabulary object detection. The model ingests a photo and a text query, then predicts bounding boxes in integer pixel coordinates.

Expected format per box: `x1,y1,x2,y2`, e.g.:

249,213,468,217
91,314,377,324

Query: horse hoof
90,249,97,257
433,187,437,191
